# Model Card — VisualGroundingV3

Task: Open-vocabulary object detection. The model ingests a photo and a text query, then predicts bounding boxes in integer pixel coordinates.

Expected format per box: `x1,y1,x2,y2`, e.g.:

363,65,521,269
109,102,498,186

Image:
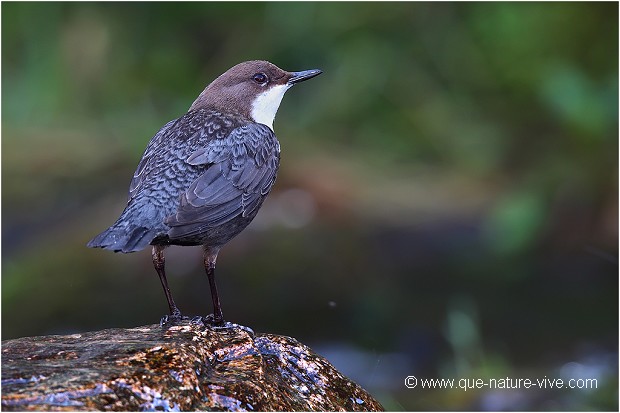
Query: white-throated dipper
88,60,322,325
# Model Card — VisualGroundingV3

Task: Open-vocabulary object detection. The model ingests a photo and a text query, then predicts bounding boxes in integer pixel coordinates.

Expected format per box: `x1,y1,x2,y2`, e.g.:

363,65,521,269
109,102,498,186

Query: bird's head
190,60,322,130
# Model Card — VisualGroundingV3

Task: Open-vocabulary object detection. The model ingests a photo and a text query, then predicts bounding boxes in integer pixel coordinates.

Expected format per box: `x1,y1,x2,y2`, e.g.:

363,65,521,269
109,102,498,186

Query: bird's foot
202,313,225,327
200,315,255,336
159,309,188,327
160,312,254,336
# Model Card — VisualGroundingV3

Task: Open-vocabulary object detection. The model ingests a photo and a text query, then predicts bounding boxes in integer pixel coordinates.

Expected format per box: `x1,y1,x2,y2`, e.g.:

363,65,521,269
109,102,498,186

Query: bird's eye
252,73,268,84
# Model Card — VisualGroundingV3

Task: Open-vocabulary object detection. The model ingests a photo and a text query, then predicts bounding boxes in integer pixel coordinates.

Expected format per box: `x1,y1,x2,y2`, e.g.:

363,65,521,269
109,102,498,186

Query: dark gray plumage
88,60,321,324
88,110,279,252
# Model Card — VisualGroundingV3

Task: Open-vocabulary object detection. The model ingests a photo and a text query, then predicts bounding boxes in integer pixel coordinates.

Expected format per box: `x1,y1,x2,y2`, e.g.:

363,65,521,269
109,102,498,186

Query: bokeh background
2,2,618,410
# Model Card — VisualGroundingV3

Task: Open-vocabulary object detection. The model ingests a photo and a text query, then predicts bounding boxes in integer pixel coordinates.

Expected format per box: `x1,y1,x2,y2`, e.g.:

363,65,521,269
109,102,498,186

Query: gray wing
128,119,178,201
165,123,280,239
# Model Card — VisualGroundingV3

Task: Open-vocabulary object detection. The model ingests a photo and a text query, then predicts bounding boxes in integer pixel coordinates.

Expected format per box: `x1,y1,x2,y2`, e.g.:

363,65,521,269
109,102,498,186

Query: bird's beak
287,69,323,85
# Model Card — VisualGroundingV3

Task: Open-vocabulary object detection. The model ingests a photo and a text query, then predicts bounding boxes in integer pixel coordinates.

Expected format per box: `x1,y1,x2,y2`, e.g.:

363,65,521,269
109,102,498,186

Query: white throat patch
250,84,291,130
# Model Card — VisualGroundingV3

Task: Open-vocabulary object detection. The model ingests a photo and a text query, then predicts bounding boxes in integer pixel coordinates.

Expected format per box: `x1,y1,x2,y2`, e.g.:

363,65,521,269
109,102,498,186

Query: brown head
189,60,322,130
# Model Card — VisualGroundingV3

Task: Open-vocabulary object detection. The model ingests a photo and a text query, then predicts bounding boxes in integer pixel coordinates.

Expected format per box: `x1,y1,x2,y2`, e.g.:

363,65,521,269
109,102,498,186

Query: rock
1,319,383,411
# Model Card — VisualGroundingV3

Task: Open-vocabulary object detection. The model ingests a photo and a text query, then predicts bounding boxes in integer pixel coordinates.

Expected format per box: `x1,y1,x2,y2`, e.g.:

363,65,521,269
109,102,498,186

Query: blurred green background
2,2,618,410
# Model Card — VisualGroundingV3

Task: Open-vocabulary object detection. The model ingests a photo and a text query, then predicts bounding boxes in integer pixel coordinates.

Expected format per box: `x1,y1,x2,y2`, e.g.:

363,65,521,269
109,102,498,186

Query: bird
87,60,322,325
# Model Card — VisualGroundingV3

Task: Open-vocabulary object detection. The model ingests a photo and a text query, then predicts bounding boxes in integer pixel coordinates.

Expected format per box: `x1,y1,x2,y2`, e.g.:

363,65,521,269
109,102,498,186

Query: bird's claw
202,313,225,327
201,315,255,336
159,310,187,327
160,313,253,337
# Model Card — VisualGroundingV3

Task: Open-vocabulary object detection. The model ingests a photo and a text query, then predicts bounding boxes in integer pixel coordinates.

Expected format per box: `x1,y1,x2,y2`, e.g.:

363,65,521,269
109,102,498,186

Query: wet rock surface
1,320,383,411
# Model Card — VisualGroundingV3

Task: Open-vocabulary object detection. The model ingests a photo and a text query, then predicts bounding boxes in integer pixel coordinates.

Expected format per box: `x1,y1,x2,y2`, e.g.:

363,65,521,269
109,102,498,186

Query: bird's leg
152,245,182,319
203,246,224,326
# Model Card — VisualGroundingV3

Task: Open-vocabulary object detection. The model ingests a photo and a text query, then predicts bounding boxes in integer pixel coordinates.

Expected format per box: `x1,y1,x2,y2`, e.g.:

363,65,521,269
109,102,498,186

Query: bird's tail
87,220,161,253
88,198,170,253
88,202,169,253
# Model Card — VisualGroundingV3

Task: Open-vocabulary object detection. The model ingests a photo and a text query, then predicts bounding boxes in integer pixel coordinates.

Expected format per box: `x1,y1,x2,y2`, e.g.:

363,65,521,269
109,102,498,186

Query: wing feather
166,123,280,240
